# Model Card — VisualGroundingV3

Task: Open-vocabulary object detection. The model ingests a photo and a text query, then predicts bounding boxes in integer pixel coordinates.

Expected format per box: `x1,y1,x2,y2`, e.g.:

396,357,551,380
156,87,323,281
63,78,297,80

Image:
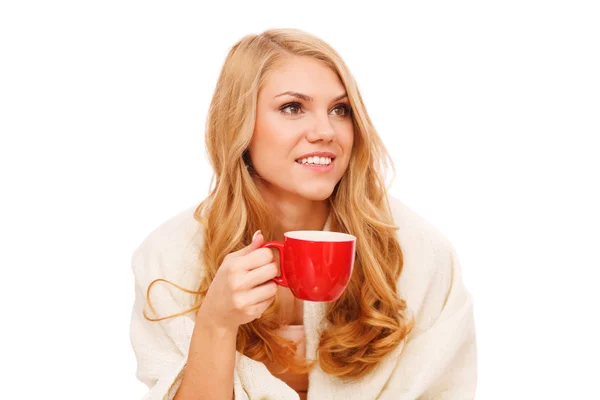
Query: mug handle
260,241,288,287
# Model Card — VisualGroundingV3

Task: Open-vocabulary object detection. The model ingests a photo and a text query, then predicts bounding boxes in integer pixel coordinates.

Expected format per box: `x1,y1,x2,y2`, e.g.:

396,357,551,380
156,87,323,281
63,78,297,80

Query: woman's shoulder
386,194,464,329
130,203,206,289
386,194,454,254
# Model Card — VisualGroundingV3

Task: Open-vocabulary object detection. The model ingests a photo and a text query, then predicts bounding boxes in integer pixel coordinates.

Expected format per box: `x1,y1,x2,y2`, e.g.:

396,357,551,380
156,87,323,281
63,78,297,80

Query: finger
247,281,278,306
232,230,263,257
243,262,279,288
248,295,276,319
242,248,275,271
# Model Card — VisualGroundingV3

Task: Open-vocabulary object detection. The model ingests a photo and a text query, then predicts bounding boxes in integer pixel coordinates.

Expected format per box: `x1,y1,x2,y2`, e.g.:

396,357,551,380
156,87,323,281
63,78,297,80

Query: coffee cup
260,231,356,302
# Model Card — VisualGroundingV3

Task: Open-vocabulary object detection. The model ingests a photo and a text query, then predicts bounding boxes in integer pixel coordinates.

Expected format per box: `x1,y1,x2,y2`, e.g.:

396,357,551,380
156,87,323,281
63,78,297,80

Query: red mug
260,230,356,302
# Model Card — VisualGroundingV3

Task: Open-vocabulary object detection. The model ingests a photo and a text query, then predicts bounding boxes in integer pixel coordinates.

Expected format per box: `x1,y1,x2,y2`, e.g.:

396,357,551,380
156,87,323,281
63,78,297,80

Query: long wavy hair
145,28,414,379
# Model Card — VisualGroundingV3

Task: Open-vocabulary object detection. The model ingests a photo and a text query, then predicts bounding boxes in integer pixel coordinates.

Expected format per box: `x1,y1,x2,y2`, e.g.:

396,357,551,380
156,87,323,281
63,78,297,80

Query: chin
296,184,335,202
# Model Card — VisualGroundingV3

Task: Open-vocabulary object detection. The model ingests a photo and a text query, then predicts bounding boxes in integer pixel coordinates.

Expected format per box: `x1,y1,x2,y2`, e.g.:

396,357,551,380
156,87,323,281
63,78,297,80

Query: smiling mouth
295,156,335,166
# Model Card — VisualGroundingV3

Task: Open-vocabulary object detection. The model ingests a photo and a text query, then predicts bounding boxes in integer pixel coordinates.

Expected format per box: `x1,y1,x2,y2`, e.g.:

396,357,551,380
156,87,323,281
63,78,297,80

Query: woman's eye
331,104,351,117
280,102,302,115
280,103,351,117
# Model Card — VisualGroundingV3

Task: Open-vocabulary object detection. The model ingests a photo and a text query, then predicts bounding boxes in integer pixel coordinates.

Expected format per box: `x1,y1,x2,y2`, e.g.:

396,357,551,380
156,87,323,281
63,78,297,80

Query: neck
255,181,330,241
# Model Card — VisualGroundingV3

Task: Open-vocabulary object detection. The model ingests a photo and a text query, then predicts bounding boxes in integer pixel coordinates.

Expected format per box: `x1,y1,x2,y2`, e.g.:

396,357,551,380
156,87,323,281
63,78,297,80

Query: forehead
260,57,345,99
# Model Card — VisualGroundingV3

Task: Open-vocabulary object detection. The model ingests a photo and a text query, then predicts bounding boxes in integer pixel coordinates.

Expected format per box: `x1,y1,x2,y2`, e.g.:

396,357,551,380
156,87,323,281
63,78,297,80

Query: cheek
253,116,301,158
250,131,297,171
338,128,354,168
252,133,294,160
251,116,275,155
342,127,355,153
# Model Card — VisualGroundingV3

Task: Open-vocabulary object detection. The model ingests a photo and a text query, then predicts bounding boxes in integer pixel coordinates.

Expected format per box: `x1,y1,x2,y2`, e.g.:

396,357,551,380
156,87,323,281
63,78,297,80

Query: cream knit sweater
129,195,478,399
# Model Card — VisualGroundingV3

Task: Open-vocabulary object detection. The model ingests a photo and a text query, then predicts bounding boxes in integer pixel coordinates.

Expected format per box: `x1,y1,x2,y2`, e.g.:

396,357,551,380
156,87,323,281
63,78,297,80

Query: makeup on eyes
279,102,352,117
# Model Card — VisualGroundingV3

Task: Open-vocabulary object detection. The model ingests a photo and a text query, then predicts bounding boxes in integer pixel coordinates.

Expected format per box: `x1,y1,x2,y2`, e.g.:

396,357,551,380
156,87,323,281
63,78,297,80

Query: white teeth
297,156,332,165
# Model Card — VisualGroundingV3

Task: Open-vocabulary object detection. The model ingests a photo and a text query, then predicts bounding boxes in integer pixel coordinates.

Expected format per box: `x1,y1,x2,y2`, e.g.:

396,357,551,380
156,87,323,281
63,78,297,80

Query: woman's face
249,56,354,201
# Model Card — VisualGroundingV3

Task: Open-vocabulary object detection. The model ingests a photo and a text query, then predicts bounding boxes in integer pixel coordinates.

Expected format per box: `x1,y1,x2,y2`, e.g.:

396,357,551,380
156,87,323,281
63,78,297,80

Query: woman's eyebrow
274,91,348,102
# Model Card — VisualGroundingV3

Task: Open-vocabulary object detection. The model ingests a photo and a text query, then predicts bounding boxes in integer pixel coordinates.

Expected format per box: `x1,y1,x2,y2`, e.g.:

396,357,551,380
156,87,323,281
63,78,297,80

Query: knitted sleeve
128,207,249,399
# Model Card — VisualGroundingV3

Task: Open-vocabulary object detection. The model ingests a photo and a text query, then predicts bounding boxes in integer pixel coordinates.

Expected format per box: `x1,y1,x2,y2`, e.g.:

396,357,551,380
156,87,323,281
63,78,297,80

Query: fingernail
252,230,261,241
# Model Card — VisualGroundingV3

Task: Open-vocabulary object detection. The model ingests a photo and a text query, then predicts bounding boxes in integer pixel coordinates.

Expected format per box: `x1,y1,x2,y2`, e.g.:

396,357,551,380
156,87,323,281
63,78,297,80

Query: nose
306,113,335,143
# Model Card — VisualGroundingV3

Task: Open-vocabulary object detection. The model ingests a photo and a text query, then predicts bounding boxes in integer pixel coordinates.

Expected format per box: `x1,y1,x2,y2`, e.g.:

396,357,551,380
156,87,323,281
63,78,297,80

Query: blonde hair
145,28,414,379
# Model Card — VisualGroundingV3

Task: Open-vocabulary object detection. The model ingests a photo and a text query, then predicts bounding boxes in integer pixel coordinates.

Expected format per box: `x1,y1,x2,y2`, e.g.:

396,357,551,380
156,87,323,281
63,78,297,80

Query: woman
130,28,477,400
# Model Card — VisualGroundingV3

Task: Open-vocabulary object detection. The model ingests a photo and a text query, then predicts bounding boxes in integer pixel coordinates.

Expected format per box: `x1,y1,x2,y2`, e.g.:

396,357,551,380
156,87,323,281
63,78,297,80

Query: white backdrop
1,1,598,399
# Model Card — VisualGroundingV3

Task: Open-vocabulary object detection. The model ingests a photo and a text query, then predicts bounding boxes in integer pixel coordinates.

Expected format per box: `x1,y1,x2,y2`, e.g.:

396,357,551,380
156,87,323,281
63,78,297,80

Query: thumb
237,230,263,256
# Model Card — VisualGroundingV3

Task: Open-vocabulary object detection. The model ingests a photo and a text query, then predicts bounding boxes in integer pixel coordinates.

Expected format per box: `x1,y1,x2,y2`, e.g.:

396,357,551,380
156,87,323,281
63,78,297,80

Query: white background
1,1,598,399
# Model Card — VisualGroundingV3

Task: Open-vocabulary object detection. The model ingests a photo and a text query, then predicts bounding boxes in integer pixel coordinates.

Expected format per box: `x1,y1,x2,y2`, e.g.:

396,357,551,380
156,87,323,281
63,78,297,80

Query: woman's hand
198,231,278,332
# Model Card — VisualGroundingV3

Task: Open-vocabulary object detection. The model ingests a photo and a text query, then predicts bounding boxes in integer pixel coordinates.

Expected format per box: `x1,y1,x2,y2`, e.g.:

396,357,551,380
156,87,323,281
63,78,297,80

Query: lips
294,151,336,165
296,155,333,166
